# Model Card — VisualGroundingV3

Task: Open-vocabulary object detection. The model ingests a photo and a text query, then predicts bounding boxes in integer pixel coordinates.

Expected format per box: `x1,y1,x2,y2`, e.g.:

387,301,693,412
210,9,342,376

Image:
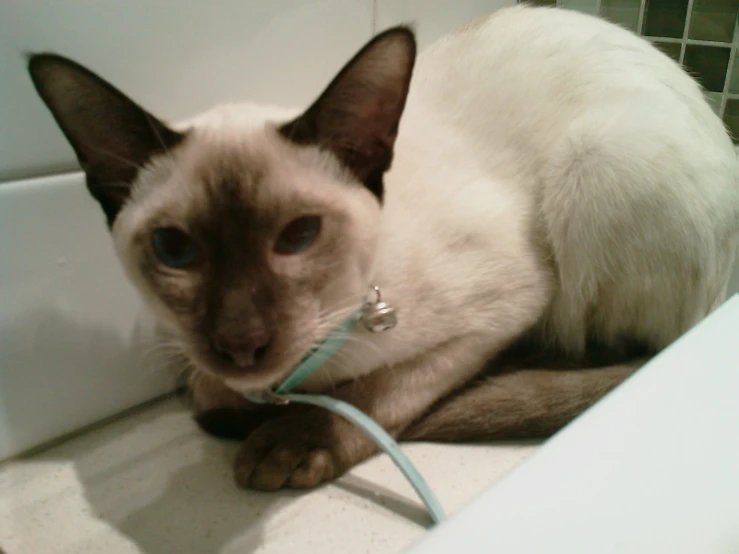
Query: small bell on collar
361,286,398,333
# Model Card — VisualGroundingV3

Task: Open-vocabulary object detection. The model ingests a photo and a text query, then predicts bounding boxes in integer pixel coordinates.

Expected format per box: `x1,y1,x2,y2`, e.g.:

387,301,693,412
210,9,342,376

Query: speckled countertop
0,398,537,554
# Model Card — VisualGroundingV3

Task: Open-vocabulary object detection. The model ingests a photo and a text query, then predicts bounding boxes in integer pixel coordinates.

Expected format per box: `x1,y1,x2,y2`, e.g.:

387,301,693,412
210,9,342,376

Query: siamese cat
28,5,738,492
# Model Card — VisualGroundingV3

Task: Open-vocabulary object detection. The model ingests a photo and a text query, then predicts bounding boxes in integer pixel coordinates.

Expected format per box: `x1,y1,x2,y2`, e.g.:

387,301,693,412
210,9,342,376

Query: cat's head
28,28,416,392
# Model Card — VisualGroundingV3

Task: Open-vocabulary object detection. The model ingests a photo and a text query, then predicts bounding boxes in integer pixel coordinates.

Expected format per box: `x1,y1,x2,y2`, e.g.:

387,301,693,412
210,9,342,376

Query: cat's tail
402,360,644,442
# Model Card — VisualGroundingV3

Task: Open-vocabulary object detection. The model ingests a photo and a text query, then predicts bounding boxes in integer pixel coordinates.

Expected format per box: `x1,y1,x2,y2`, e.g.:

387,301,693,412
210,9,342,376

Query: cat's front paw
233,409,372,491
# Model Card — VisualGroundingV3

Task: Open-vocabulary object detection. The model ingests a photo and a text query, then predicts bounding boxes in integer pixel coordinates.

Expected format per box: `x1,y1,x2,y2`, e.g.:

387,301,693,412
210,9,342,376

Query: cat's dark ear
27,54,185,226
279,27,416,200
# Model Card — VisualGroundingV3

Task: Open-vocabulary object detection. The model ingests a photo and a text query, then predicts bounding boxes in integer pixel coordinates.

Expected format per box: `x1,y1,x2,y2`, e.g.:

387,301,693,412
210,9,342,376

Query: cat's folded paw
233,409,371,491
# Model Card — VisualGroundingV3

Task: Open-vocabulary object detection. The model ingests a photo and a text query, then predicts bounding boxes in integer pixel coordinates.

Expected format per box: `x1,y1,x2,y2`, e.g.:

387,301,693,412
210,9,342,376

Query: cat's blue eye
274,216,322,255
151,227,201,268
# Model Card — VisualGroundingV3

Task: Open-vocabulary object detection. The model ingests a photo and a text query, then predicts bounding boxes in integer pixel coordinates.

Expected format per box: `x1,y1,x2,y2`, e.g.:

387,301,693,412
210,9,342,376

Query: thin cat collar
247,286,446,526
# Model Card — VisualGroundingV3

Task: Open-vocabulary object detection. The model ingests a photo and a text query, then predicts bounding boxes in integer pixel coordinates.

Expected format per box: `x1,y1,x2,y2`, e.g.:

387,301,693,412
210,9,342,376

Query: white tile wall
0,0,374,181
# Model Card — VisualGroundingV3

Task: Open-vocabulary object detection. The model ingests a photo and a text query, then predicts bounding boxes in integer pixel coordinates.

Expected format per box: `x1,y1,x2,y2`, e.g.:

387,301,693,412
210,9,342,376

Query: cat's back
403,5,729,160
393,5,737,354
395,4,737,237
411,4,704,111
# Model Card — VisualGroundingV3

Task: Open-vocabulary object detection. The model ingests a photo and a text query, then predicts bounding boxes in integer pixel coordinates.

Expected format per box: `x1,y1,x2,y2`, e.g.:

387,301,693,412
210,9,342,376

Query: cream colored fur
131,6,736,406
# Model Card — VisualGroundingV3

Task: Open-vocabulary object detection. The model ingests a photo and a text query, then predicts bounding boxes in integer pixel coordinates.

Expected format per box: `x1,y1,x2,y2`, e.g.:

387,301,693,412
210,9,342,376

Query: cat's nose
211,330,271,369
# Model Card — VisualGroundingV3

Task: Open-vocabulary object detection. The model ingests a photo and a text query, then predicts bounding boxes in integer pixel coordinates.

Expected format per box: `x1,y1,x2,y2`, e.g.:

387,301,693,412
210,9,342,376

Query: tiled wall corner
520,0,739,142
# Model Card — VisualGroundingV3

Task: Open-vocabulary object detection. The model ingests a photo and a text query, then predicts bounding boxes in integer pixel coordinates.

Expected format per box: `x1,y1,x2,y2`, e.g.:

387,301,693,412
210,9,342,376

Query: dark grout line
0,165,82,187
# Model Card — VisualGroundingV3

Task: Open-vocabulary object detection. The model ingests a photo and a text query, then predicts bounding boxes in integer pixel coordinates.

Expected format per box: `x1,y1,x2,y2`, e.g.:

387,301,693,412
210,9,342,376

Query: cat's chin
189,348,307,396
221,377,279,397
184,320,336,395
192,360,291,395
220,363,300,397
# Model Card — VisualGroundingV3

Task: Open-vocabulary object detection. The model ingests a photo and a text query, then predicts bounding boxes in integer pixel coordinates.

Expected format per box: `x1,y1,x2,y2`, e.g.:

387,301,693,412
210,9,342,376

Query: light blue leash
249,310,446,526
273,316,358,396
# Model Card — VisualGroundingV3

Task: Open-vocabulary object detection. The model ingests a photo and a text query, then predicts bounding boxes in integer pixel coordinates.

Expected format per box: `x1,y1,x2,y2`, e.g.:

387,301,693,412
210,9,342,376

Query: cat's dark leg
194,406,299,441
189,369,293,441
402,360,644,442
